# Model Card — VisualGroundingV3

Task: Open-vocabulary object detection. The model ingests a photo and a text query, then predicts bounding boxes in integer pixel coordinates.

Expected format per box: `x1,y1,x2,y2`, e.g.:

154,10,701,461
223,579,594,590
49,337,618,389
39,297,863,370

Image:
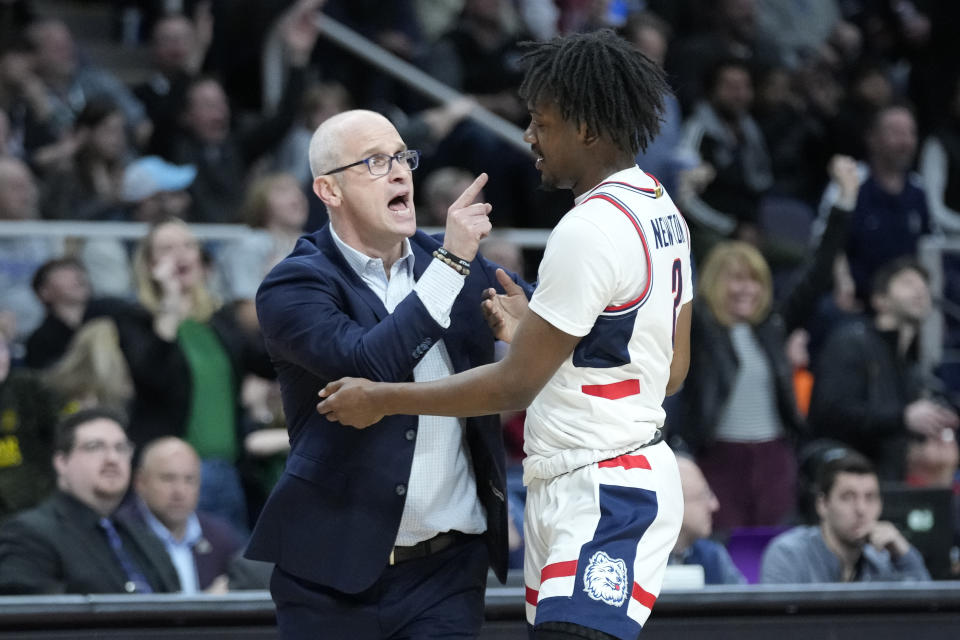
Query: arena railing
0,221,551,249
918,235,960,395
1,580,960,639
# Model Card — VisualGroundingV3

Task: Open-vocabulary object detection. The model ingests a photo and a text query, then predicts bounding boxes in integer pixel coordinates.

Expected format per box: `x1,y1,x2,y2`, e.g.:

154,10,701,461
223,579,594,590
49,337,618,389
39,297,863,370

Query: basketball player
318,29,692,640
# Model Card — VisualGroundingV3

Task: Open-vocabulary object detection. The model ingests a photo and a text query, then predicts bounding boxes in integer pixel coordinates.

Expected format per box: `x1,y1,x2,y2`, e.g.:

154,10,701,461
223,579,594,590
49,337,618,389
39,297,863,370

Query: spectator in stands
133,8,213,158
0,331,58,520
76,155,197,301
25,18,150,147
318,0,420,110
122,154,196,224
216,172,308,310
0,35,63,164
419,166,476,226
420,0,528,125
906,428,959,489
753,64,831,207
42,317,133,417
669,155,856,530
104,218,275,533
920,74,960,234
753,0,850,69
0,408,180,594
24,257,92,369
817,103,933,300
674,57,773,261
122,437,244,594
166,3,319,223
669,455,747,585
760,448,931,583
0,156,62,340
809,257,959,481
828,62,894,161
271,81,352,190
622,11,687,194
41,98,132,221
665,0,782,115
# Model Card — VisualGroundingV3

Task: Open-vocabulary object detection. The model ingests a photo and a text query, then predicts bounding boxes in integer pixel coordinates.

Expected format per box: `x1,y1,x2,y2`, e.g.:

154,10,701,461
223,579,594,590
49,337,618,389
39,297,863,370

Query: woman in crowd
669,156,857,530
105,217,274,533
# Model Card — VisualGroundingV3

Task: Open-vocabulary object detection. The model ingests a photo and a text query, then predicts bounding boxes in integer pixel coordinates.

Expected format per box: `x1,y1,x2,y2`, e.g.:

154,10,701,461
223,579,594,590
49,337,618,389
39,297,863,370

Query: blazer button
395,484,407,496
405,429,416,441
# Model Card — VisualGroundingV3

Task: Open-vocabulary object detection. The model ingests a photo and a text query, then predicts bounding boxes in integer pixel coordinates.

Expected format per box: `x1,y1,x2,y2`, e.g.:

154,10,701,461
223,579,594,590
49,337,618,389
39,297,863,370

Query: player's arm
666,301,692,396
317,307,579,426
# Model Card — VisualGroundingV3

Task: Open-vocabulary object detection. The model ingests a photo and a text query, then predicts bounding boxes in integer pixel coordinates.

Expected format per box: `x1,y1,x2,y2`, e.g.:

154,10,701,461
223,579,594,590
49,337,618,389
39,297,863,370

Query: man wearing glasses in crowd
0,408,180,594
245,109,530,638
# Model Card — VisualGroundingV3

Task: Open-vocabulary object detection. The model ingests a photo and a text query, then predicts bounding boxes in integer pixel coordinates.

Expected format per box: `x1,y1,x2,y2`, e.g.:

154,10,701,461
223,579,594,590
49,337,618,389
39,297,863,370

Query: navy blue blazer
245,226,527,593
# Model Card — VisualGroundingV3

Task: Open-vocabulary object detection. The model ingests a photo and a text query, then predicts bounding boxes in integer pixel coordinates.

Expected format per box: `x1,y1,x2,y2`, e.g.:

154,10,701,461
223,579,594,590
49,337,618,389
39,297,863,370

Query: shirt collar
137,499,203,548
329,224,414,278
574,165,641,205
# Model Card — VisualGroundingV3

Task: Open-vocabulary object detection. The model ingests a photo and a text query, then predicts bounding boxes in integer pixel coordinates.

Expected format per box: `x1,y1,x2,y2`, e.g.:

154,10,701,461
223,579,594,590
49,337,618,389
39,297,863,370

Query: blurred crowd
1,0,960,594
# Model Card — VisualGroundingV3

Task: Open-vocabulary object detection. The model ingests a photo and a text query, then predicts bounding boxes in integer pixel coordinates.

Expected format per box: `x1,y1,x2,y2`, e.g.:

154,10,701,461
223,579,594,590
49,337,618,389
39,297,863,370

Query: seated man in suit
123,437,245,594
760,448,930,583
246,108,530,639
0,408,180,594
668,454,746,585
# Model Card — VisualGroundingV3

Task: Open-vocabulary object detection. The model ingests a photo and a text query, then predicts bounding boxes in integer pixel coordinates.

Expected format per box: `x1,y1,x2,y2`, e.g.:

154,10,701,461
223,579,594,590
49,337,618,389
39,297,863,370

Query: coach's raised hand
317,377,384,428
442,172,492,261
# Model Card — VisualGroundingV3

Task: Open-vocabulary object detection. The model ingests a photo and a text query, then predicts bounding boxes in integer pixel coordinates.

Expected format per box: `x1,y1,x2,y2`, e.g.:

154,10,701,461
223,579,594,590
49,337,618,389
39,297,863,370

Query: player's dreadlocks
518,29,671,156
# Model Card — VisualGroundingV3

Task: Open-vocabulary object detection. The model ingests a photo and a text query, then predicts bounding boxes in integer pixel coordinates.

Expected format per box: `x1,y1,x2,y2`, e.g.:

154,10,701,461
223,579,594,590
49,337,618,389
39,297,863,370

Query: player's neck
573,156,636,197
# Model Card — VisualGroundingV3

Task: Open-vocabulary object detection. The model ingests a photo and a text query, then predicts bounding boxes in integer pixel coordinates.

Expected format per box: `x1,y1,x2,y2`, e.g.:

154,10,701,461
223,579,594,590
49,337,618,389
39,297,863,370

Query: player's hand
443,173,492,262
869,521,912,559
482,268,527,343
317,378,383,428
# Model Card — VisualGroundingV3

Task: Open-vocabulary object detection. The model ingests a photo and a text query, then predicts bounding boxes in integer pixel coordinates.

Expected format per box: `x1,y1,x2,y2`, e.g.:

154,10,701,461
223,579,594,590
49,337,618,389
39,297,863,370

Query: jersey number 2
671,258,682,347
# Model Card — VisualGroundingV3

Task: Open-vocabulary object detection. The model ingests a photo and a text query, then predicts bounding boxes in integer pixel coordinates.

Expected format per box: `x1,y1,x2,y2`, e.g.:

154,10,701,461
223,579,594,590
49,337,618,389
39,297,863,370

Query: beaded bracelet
432,247,471,276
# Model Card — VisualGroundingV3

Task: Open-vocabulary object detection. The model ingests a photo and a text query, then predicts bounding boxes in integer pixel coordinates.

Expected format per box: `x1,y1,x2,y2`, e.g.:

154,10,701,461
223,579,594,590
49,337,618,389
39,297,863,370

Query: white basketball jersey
523,166,693,481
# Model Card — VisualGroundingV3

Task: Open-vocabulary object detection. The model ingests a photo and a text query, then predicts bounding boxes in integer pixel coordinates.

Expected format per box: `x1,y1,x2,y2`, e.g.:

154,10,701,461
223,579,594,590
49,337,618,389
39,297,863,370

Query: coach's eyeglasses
324,150,420,176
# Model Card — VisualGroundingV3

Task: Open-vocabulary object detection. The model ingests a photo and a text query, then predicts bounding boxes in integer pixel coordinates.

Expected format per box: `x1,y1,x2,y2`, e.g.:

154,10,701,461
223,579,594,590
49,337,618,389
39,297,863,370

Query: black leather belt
389,531,465,565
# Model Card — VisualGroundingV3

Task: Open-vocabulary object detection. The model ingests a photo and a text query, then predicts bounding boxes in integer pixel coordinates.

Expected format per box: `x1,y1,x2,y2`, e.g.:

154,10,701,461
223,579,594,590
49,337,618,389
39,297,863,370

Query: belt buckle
389,548,396,565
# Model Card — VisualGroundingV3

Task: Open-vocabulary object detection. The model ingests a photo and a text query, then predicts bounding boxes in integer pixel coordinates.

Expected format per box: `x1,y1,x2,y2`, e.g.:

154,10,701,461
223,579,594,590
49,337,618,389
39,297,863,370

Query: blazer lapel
115,511,181,592
316,226,389,321
51,493,127,591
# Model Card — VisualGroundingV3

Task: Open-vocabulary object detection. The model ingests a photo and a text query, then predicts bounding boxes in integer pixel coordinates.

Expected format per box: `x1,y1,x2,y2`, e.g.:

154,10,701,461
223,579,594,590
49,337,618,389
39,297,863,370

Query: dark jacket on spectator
96,302,274,449
808,321,925,481
670,205,850,452
0,371,57,520
166,67,306,223
0,490,179,594
119,500,245,591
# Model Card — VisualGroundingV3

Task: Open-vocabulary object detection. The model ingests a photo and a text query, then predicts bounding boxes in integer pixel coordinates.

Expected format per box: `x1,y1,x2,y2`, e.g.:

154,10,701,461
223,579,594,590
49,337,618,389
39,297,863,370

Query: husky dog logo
583,550,629,606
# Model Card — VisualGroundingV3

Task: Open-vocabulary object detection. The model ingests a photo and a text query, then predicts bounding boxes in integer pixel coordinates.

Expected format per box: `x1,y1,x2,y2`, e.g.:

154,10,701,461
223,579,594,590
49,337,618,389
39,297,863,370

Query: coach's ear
314,175,342,208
